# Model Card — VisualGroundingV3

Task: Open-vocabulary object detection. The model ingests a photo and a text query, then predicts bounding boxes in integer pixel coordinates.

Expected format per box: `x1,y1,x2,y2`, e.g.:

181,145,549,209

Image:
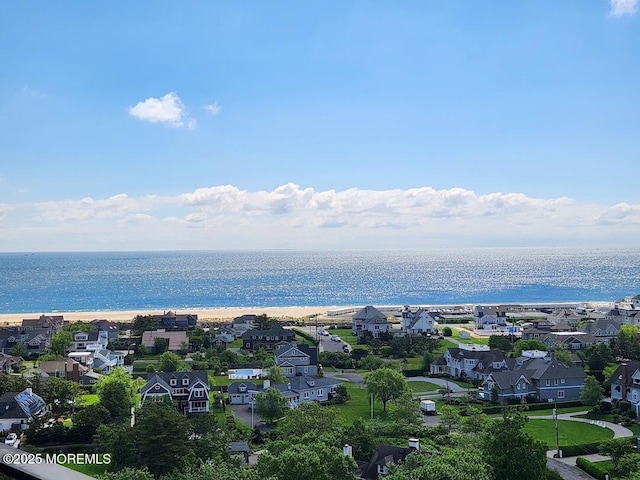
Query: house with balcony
474,305,509,330
0,353,23,374
241,326,295,352
275,343,318,378
231,315,258,335
69,330,108,352
352,306,390,339
0,327,51,356
482,354,586,403
140,371,210,414
91,319,120,342
21,315,66,333
400,307,439,335
610,361,640,416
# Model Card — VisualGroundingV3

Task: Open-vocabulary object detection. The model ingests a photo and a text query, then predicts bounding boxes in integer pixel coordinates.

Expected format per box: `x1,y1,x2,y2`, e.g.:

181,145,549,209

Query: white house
352,306,390,339
400,306,439,334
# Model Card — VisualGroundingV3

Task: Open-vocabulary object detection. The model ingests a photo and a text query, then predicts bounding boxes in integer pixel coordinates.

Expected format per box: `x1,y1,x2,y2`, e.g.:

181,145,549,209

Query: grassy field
78,394,99,406
63,458,110,476
330,328,362,348
523,419,613,448
450,329,489,345
334,382,388,424
407,381,440,393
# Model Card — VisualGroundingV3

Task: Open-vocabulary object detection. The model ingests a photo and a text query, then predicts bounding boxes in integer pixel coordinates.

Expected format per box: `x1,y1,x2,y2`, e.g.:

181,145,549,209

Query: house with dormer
0,327,51,356
152,311,198,331
21,315,65,333
579,318,622,344
482,353,586,403
352,306,390,339
275,343,318,378
400,307,439,335
610,361,640,416
271,376,342,407
140,371,210,414
228,381,260,405
430,345,509,381
0,353,23,374
241,326,295,352
474,305,509,330
69,330,107,352
0,388,48,431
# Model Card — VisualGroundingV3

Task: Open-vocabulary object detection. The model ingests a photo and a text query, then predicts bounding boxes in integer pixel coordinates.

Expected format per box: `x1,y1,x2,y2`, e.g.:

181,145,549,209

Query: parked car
4,433,18,446
331,335,341,342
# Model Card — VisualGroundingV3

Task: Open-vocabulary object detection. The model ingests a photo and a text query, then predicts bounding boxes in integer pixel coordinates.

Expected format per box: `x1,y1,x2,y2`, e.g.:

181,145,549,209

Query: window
545,379,550,386
557,390,565,399
182,377,189,386
516,384,520,390
561,378,565,384
304,391,310,399
318,389,323,396
554,379,558,386
194,389,204,398
170,378,177,386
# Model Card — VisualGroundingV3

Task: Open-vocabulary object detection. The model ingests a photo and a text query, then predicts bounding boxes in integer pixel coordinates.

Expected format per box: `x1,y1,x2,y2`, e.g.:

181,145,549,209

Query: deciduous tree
580,375,604,409
255,388,288,424
365,367,408,412
159,351,183,372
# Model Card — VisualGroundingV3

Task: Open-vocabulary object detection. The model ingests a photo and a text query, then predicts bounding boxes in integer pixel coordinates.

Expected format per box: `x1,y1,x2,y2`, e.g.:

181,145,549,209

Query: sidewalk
530,410,634,439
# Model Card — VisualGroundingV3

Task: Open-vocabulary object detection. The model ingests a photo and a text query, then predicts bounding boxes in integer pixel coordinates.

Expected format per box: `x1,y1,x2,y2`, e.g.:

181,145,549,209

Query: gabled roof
610,362,640,386
275,343,318,365
140,374,173,396
0,388,47,419
228,381,258,394
357,445,417,480
271,376,342,394
240,325,294,340
144,370,209,389
353,306,388,323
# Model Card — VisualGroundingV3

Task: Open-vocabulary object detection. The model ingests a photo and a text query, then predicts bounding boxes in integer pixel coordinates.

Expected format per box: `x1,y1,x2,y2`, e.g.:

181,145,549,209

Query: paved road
294,325,348,352
547,458,598,480
230,403,263,429
324,371,365,385
406,376,468,393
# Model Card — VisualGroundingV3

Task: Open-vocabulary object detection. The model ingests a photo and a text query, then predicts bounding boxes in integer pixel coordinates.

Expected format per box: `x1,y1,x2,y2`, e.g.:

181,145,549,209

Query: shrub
442,327,453,337
575,457,609,480
618,400,632,412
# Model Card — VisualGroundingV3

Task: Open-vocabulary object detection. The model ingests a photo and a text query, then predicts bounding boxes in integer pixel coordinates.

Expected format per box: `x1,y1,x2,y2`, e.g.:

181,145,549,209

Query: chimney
263,379,271,390
343,444,353,458
409,438,420,450
72,362,79,382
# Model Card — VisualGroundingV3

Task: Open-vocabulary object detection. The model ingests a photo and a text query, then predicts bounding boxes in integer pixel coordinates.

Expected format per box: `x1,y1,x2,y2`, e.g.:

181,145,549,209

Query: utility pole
554,399,560,458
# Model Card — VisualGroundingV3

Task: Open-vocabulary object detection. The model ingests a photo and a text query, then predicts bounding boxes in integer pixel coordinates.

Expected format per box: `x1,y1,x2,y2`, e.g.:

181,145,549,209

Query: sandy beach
0,306,352,325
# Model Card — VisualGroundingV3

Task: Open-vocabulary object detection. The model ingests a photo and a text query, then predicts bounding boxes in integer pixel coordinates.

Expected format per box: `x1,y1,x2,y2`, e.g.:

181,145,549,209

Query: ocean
0,248,639,314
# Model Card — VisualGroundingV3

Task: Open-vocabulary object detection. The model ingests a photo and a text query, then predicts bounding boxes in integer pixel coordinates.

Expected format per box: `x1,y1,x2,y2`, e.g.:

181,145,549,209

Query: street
294,325,348,353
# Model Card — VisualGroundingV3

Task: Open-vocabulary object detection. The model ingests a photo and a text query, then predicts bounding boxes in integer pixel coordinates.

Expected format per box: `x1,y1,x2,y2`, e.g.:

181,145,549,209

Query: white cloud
610,0,638,16
202,103,221,116
128,92,196,129
2,184,640,251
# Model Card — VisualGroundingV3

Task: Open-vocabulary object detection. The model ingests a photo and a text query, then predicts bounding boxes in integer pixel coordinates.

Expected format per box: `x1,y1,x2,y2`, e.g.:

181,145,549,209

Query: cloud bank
128,92,197,129
1,184,639,251
610,0,638,16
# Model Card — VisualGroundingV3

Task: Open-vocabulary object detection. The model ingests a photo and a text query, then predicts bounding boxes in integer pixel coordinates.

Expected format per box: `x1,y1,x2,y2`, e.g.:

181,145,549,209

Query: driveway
406,376,467,393
547,458,599,480
529,411,634,439
324,371,365,385
230,403,263,429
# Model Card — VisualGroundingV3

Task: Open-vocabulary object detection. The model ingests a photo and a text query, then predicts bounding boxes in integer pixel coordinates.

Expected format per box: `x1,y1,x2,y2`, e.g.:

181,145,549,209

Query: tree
64,321,97,333
462,406,490,435
96,367,137,421
50,330,72,356
580,375,604,409
389,390,422,425
365,368,408,412
99,467,155,480
483,409,547,480
163,461,269,480
266,365,287,384
442,327,453,337
159,351,182,372
74,404,111,437
154,337,169,354
488,335,514,352
613,325,640,360
133,402,194,478
581,343,613,372
553,348,573,366
255,314,280,330
617,453,640,477
257,437,357,480
513,340,547,358
132,315,158,334
8,343,27,358
41,377,80,415
255,388,288,424
280,402,338,437
598,438,635,470
342,419,376,461
440,405,462,433
421,351,434,371
386,445,493,480
359,355,384,371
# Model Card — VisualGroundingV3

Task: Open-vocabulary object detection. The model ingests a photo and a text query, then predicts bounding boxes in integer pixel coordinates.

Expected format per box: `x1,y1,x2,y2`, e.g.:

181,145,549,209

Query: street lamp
553,399,560,458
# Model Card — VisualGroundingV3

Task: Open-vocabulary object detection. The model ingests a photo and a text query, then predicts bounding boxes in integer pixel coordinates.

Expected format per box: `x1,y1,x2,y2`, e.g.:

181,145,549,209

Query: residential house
474,305,508,330
0,353,23,374
610,362,640,416
579,318,622,344
79,371,103,388
275,343,318,378
355,439,420,480
69,330,105,352
430,345,509,381
21,315,65,333
352,306,390,339
400,307,439,335
271,376,343,407
241,326,294,352
90,349,125,374
228,381,259,405
91,319,120,342
152,311,198,331
141,330,189,353
140,371,210,414
482,354,586,403
548,309,584,328
0,388,48,431
39,358,88,382
539,331,596,351
231,315,257,335
0,327,51,356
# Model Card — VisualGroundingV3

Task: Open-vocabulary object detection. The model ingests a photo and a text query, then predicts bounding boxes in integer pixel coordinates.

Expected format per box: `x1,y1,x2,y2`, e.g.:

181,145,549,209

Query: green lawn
207,373,264,388
450,329,489,345
407,381,440,393
228,338,243,348
433,339,457,356
523,419,613,448
334,382,388,424
63,458,110,476
78,394,99,406
330,329,362,348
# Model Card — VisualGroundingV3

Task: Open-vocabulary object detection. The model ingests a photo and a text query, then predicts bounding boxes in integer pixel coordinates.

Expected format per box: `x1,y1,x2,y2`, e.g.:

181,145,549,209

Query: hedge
575,457,609,480
480,400,584,415
291,328,317,345
560,442,602,457
402,368,425,377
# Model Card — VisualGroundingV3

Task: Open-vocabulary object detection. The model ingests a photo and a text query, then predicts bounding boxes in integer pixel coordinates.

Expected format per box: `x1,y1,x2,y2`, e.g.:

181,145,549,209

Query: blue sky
1,1,639,251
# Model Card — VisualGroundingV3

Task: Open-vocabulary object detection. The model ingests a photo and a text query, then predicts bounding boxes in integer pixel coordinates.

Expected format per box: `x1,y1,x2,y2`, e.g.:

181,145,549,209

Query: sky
0,0,639,251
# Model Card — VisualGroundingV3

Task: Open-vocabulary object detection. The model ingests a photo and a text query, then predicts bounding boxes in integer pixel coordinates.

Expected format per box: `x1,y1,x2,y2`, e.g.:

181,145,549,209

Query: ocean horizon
1,248,639,314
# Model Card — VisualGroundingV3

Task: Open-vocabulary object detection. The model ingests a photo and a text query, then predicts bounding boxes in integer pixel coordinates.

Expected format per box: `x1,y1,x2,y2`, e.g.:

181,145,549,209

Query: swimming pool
228,368,263,379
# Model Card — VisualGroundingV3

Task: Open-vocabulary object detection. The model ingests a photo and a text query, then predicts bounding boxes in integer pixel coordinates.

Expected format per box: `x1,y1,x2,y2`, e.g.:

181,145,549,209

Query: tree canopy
365,367,408,412
255,388,288,424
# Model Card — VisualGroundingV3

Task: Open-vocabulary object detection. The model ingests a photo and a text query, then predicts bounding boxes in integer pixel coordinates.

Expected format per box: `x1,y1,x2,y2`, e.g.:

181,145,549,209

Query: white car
331,335,341,342
4,433,18,446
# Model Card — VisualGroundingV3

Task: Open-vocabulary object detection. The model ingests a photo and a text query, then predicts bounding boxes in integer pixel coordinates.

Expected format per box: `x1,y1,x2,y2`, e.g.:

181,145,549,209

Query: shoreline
0,300,614,325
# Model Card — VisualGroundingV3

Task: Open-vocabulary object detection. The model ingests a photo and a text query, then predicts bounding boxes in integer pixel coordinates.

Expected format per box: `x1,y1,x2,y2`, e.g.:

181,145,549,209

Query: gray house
228,381,260,405
140,371,210,414
482,355,586,403
430,345,509,381
275,343,318,378
610,362,640,416
352,306,390,339
271,376,342,407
